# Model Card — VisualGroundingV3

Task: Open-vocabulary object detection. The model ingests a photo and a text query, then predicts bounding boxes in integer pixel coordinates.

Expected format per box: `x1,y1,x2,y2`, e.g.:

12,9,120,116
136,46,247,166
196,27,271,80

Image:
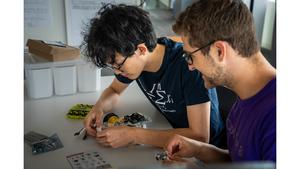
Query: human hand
166,134,201,160
83,107,104,137
96,126,135,148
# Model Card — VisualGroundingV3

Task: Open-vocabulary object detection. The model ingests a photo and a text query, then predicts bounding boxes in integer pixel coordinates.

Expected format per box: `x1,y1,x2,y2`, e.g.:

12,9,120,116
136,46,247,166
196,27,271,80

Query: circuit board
67,104,93,119
24,132,64,155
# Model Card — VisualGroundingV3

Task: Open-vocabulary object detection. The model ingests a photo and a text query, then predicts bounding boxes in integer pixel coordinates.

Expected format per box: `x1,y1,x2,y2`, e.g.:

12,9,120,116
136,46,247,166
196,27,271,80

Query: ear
136,43,148,56
213,41,227,62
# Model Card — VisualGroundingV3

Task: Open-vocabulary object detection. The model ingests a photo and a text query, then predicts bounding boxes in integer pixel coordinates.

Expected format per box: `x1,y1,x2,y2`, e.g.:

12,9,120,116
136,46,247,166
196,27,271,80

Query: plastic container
25,68,53,99
77,63,101,92
25,52,100,99
53,65,77,95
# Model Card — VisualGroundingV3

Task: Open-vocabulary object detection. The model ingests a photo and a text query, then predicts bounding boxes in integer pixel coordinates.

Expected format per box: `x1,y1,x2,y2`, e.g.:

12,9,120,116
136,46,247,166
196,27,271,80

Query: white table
24,76,197,169
24,76,276,169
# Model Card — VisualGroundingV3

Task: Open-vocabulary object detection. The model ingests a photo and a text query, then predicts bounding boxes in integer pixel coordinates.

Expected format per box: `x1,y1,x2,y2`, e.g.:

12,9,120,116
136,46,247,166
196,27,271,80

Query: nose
188,64,196,71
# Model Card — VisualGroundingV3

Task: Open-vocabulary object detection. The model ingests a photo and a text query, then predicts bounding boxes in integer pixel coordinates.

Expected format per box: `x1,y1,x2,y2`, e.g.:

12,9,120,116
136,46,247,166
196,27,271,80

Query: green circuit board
67,104,93,119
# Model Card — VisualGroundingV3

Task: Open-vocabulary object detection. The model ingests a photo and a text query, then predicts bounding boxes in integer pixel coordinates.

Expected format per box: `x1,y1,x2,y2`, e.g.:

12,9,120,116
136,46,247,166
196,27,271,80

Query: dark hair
81,3,157,68
173,0,259,57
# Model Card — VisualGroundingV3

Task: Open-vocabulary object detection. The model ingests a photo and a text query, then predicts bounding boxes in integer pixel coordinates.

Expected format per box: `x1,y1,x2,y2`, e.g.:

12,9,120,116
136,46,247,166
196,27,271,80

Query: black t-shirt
116,37,224,145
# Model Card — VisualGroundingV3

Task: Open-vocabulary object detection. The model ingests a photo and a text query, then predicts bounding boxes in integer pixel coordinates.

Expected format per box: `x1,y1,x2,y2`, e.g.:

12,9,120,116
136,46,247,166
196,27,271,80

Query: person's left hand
96,126,135,148
165,134,200,160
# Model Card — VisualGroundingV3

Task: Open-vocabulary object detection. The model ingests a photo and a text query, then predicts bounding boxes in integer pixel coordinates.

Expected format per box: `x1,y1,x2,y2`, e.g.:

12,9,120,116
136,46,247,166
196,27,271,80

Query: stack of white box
24,53,101,99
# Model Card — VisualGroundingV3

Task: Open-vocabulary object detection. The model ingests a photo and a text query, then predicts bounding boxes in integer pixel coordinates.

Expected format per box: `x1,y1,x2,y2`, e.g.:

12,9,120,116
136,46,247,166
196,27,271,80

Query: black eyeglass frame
182,41,216,65
105,56,129,71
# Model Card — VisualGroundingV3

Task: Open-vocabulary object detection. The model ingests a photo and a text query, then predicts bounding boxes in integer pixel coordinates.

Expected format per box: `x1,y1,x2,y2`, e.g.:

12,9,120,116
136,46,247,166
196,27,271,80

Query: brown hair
173,0,259,57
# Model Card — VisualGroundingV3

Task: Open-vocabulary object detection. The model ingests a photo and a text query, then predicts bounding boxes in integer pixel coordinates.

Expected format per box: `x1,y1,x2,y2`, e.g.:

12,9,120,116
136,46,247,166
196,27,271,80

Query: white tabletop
24,76,199,169
24,76,277,169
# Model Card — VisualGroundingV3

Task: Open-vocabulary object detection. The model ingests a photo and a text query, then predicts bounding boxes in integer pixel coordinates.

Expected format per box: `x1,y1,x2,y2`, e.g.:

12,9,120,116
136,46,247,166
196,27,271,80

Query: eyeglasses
105,56,129,71
182,41,215,65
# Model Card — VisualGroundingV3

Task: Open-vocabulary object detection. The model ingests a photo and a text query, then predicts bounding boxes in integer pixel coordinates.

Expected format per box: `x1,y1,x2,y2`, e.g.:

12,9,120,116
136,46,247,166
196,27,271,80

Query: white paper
25,0,52,27
65,0,140,46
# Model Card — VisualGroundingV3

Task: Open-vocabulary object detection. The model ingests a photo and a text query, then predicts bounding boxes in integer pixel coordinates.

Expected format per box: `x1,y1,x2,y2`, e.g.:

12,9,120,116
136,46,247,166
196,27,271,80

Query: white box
53,66,77,95
77,63,101,92
25,68,53,99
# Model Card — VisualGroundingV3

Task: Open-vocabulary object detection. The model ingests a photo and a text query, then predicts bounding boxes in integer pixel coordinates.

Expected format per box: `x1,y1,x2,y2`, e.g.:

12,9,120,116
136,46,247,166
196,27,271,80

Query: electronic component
102,112,151,128
74,112,151,141
25,131,64,155
31,133,64,155
24,131,48,145
103,113,121,126
155,152,168,161
124,112,147,124
74,127,85,136
74,123,98,140
67,104,93,119
74,127,88,140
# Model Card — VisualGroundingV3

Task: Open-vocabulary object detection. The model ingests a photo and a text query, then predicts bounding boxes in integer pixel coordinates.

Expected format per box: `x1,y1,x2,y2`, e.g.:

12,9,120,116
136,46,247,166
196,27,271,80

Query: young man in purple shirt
165,0,276,163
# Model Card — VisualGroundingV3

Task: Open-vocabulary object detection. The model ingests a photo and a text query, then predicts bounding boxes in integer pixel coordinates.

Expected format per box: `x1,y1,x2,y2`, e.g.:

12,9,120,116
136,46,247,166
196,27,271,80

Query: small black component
74,127,85,136
74,127,88,140
124,112,146,124
155,152,168,161
82,132,88,140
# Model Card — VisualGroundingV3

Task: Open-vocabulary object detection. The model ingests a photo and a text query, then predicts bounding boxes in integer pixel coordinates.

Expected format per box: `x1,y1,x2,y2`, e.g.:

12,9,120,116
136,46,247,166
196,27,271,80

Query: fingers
165,156,187,163
165,135,185,159
95,130,116,147
171,143,180,155
95,127,128,148
96,130,107,138
166,139,180,155
84,115,96,136
83,109,103,137
95,135,109,145
95,111,103,128
167,151,181,160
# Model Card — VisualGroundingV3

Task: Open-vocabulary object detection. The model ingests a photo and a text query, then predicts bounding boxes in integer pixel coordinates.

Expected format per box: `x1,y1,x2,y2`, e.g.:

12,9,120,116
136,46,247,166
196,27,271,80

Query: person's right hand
166,134,202,160
83,107,104,137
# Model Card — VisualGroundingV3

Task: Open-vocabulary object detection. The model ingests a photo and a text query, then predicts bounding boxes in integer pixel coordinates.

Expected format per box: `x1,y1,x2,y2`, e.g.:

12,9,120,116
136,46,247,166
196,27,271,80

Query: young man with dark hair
166,0,276,162
82,4,224,148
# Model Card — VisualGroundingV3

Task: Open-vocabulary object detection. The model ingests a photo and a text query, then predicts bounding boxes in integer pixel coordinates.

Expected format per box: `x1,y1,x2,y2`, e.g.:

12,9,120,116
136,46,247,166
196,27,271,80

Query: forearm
195,143,231,163
131,128,208,148
93,87,120,113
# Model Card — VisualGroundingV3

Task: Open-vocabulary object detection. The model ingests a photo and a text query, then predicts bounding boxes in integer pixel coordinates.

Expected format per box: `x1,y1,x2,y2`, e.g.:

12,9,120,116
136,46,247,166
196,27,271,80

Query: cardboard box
26,39,80,61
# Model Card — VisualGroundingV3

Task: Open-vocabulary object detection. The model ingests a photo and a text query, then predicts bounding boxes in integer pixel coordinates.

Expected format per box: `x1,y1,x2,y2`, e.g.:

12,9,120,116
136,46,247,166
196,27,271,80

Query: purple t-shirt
227,78,276,162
